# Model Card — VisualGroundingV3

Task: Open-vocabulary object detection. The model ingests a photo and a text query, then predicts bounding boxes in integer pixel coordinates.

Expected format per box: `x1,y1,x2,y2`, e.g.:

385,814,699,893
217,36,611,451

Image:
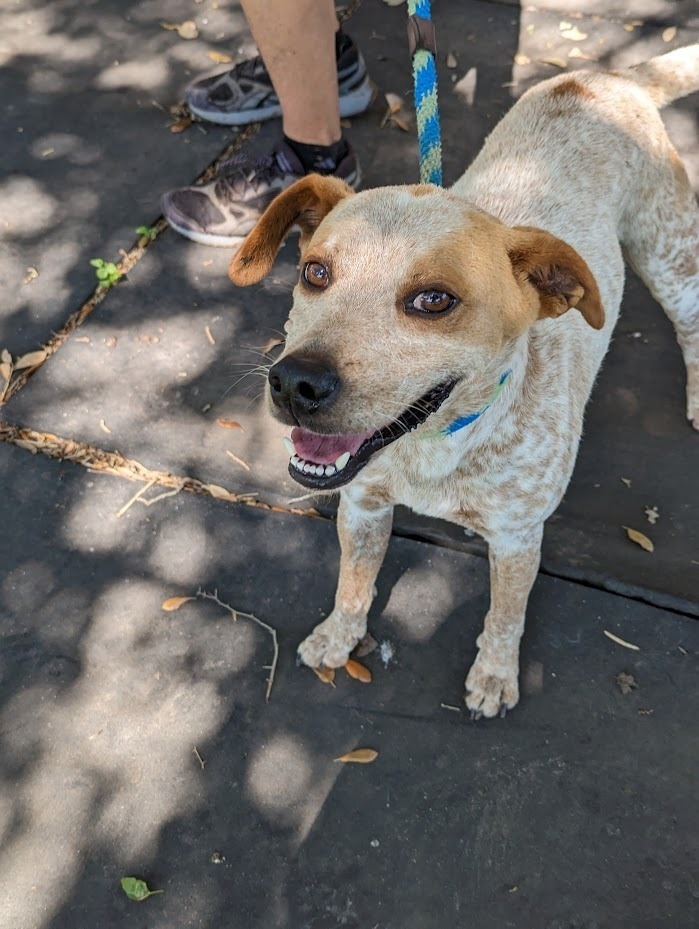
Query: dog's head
229,175,604,490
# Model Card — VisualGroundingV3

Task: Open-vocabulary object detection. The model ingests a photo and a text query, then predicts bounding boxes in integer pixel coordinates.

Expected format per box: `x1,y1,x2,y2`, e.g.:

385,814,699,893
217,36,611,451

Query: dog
228,47,699,717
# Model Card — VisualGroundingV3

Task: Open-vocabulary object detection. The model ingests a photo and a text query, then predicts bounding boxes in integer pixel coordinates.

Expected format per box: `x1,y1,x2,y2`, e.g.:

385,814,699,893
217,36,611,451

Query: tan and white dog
229,47,699,717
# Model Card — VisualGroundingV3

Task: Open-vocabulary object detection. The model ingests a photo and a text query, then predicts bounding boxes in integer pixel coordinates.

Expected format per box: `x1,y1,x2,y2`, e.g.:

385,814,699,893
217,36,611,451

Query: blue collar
421,370,511,439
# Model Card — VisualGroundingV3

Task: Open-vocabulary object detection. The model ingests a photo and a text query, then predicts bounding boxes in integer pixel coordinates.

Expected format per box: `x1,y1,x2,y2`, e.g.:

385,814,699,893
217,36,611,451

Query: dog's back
453,46,699,427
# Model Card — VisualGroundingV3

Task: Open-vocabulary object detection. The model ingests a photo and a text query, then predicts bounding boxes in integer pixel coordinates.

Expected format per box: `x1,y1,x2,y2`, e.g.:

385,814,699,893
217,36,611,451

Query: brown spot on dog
551,78,595,101
410,184,438,197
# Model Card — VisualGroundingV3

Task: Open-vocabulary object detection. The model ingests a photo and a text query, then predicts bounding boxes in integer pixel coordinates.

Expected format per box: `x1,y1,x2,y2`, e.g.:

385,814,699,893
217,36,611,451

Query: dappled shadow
0,0,247,354
1,2,699,924
1,445,697,928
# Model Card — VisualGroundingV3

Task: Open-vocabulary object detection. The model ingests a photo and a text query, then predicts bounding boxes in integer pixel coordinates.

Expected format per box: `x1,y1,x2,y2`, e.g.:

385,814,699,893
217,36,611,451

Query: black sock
284,135,349,175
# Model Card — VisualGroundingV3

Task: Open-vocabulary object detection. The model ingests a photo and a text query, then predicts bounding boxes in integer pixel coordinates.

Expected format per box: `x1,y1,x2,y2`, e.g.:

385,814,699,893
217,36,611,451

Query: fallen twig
193,747,206,770
604,630,640,651
0,421,318,520
196,588,278,702
116,479,157,517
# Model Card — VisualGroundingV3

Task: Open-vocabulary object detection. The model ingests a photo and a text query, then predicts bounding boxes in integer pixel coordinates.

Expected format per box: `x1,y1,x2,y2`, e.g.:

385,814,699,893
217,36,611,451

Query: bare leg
465,527,543,718
297,491,393,668
240,0,341,145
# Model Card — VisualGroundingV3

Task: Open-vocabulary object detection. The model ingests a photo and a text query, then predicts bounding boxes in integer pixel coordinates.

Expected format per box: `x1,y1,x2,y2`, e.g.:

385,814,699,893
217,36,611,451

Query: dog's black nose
268,354,340,417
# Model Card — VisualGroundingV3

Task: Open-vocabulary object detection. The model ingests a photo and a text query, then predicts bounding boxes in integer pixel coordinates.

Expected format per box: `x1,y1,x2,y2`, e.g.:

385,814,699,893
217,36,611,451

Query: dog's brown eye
406,290,457,316
303,262,330,289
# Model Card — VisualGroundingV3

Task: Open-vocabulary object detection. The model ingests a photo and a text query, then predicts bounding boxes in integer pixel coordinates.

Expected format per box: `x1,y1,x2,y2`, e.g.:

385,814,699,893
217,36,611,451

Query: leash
407,0,443,185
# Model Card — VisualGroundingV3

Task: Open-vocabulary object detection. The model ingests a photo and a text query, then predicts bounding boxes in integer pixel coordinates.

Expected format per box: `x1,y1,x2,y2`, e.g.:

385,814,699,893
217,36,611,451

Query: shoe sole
188,80,375,127
165,168,362,248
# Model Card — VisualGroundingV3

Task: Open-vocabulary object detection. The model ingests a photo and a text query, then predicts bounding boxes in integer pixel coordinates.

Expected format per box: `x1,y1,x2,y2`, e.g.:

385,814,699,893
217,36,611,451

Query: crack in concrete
1,123,260,406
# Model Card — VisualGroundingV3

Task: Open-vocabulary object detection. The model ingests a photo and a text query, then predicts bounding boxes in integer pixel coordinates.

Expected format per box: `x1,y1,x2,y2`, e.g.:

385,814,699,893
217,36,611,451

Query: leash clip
407,13,437,58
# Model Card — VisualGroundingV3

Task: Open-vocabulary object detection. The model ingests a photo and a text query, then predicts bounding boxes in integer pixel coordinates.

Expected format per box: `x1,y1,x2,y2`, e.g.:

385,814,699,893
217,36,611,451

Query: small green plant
136,225,158,241
120,877,164,902
90,258,122,288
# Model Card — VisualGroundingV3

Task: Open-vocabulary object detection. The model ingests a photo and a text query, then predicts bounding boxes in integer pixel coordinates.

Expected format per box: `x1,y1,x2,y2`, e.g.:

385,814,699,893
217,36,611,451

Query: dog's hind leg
621,148,699,429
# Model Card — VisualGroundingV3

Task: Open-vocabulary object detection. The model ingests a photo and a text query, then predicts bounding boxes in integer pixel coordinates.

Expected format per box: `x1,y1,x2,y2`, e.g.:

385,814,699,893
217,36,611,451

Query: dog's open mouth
283,379,458,490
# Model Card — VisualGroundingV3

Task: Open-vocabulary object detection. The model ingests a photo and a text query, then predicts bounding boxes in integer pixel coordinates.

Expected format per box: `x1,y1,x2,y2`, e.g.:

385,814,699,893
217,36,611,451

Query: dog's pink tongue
291,427,373,464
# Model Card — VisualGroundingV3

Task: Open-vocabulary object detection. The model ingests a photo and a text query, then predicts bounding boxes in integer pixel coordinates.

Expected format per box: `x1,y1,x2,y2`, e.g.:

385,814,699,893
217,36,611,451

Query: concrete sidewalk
1,0,698,926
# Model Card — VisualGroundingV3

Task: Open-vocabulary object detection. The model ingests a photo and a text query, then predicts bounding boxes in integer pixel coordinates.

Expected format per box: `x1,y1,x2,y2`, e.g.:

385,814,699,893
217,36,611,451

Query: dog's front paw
297,614,366,669
465,651,520,719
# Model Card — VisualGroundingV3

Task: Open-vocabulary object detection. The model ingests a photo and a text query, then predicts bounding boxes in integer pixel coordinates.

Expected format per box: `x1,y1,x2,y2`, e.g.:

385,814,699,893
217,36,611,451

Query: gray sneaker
162,139,360,247
186,31,373,126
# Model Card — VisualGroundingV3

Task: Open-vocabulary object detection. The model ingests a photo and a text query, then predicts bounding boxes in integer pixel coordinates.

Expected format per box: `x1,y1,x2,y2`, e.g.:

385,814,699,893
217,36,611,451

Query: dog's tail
625,44,699,108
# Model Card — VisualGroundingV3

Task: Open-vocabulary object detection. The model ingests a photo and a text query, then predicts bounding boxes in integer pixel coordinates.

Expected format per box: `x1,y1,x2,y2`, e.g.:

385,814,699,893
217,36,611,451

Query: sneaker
185,31,374,126
162,138,360,247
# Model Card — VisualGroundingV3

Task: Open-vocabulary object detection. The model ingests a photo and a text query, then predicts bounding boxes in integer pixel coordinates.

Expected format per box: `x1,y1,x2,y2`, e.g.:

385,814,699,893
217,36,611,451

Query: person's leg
241,0,340,146
163,1,370,246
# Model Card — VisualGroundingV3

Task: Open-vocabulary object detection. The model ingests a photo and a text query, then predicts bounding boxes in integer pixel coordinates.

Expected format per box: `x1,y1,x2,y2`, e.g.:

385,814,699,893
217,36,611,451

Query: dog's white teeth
291,455,300,467
335,452,351,470
325,465,336,476
303,463,312,474
283,437,295,456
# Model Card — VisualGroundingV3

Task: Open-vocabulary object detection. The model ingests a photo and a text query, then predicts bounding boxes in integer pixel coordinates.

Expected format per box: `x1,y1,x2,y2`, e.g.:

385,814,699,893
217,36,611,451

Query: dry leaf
99,419,112,435
106,336,117,348
23,266,39,285
391,115,410,132
446,52,458,68
15,349,47,369
637,708,654,716
1,349,11,366
354,633,379,658
620,477,631,487
604,630,640,651
204,325,215,345
340,118,352,129
560,26,588,41
169,116,193,133
568,47,595,60
382,0,405,5
262,337,283,354
623,24,635,32
74,336,90,343
312,667,336,686
207,483,234,499
162,20,199,39
644,506,659,525
208,50,234,63
624,526,654,552
0,361,12,381
162,596,194,611
453,67,477,106
559,20,572,30
334,748,378,763
662,26,677,42
616,671,638,695
539,57,567,69
345,659,372,683
226,450,251,471
514,53,531,65
216,418,242,429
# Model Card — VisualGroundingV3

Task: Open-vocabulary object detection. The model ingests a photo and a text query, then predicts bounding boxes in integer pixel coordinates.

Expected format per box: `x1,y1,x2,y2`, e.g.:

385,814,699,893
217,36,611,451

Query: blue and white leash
406,7,509,434
407,0,443,185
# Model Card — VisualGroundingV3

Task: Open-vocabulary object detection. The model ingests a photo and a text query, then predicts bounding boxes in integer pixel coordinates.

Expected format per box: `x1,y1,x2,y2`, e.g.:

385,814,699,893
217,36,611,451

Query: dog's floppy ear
228,174,354,286
507,225,604,330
